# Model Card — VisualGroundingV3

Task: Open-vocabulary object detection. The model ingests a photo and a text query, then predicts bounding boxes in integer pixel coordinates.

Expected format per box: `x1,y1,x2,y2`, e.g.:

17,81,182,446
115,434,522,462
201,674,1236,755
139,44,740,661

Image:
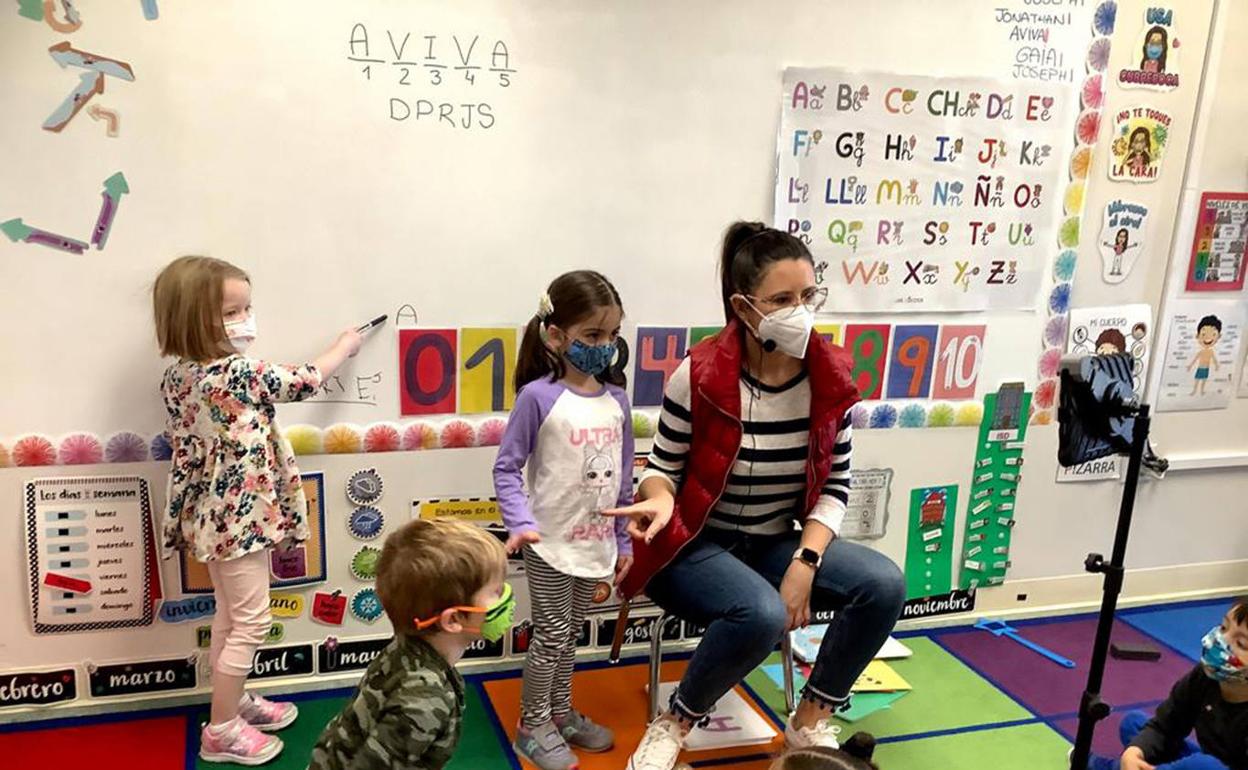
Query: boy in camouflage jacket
310,520,510,769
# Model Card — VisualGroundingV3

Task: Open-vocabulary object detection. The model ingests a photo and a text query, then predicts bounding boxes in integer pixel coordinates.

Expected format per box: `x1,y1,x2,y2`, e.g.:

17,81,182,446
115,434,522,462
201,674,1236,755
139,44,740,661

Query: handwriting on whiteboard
308,372,383,407
346,24,516,130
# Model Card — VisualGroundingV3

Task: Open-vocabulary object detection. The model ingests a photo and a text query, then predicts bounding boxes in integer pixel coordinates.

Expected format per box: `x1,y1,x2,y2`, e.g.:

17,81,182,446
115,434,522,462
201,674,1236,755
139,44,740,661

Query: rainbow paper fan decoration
323,424,363,454
285,425,324,456
439,419,477,449
364,423,401,453
105,431,148,463
402,422,438,451
477,418,508,447
13,435,57,466
59,433,104,465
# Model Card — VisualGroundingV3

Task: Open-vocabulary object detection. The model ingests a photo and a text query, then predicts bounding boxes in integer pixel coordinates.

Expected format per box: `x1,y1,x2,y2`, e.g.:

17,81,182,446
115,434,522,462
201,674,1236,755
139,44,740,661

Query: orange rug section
483,659,784,770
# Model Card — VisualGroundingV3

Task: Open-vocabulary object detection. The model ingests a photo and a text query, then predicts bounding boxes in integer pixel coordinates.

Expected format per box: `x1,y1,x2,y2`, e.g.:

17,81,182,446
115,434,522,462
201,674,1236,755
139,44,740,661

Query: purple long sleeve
609,386,635,556
492,384,548,535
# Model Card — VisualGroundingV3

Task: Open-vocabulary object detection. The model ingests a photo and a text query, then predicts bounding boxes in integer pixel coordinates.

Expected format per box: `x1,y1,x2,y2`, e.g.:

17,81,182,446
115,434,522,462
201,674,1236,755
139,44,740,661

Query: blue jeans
1089,711,1229,770
645,527,905,719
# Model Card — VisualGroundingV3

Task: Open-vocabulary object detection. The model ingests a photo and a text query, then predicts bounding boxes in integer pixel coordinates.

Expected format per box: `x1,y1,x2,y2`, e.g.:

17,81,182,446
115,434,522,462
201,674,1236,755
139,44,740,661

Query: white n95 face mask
224,313,257,354
752,303,815,359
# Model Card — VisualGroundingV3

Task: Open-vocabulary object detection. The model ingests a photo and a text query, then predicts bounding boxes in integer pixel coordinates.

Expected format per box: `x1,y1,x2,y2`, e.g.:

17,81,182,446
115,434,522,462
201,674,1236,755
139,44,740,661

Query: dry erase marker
972,501,992,515
1000,472,1019,483
967,546,982,558
975,472,994,484
970,518,987,530
974,488,992,500
998,502,1015,512
993,546,1009,555
357,315,388,333
964,559,984,571
1004,457,1023,466
976,458,993,468
987,575,1005,586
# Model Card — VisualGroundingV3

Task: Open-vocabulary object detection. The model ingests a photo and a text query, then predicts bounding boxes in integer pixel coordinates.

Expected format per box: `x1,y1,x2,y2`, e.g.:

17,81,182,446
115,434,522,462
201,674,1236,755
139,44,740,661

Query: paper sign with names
24,475,159,634
774,68,1072,312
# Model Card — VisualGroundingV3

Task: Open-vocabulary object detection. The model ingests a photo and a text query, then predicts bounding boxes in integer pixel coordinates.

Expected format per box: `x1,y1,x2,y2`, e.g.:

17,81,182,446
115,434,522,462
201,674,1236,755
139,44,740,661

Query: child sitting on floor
770,732,879,770
309,520,512,770
1089,597,1248,770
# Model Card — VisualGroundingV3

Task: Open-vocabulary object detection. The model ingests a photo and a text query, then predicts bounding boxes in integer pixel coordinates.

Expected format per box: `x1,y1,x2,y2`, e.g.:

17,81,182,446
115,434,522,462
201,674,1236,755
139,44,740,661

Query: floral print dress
162,355,321,562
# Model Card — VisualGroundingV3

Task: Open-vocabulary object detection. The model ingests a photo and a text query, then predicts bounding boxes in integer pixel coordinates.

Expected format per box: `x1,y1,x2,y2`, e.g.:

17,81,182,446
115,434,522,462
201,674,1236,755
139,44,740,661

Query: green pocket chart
958,383,1032,590
905,485,958,600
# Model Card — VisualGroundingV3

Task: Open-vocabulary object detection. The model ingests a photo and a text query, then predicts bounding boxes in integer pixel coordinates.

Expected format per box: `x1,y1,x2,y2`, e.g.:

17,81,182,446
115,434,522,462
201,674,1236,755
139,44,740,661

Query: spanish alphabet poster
774,68,1072,312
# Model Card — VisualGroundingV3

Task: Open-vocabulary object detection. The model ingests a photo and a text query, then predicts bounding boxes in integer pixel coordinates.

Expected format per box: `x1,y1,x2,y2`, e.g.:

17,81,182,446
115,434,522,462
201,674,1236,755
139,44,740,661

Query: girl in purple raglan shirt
493,271,634,770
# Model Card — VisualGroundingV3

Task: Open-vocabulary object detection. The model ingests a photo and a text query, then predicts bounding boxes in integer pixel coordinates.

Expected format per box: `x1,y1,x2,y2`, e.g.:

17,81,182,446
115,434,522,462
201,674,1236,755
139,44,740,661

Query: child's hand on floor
1121,747,1156,770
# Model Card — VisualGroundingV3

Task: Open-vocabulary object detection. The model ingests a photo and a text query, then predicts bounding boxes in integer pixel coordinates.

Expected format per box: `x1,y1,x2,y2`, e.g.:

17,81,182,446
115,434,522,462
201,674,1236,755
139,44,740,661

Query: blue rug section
1120,601,1230,661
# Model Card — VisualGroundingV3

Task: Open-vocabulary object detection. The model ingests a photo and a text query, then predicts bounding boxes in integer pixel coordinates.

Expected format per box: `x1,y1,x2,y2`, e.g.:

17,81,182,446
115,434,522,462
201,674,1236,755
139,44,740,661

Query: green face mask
415,582,516,643
474,582,516,643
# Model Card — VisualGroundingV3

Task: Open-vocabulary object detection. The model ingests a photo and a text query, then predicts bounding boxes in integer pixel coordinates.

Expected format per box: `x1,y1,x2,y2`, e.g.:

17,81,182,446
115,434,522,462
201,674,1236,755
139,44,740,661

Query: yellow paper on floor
850,660,912,692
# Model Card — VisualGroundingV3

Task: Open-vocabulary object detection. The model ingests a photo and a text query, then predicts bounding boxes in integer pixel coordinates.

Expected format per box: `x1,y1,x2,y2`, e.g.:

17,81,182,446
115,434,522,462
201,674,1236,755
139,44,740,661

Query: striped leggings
520,547,598,728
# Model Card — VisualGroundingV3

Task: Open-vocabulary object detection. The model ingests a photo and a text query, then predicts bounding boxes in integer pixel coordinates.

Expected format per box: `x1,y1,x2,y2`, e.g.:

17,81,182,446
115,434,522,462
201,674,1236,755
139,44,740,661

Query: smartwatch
793,547,822,570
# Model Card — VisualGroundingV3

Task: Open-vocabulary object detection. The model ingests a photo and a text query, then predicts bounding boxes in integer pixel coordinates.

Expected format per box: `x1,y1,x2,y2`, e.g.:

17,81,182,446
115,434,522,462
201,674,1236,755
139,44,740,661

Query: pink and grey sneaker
199,717,283,766
238,692,298,731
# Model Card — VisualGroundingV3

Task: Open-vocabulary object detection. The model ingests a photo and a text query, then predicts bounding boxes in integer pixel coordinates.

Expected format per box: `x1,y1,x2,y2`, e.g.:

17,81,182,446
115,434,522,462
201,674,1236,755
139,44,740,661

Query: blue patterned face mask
565,339,616,376
1146,44,1164,60
1201,626,1248,683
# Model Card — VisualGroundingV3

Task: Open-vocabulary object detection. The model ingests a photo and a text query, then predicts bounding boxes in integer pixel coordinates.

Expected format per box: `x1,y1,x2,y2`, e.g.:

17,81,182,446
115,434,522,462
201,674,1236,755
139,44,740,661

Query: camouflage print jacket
309,635,465,770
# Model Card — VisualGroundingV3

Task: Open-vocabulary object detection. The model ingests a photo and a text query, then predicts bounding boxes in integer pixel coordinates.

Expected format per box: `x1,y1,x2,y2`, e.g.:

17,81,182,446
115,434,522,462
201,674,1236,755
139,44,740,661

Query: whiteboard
0,0,1098,442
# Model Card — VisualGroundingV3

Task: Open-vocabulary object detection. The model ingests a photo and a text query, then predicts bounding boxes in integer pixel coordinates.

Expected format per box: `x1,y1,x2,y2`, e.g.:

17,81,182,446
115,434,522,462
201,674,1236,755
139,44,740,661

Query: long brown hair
152,255,249,362
515,270,628,392
719,221,815,324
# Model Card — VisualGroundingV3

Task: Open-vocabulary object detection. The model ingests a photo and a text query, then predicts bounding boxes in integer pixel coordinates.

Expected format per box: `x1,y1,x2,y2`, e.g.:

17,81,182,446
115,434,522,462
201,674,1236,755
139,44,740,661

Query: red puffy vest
617,319,861,602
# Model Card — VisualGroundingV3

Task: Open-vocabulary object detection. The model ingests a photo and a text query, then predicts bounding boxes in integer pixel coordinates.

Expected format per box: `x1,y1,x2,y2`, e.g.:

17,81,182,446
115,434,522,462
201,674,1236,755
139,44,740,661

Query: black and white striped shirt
641,357,853,536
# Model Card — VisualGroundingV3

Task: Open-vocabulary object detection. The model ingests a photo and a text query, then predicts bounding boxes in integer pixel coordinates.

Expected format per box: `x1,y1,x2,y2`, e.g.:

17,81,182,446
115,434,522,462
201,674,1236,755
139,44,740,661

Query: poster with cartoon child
1109,107,1172,183
1118,7,1180,90
1157,300,1246,412
1060,305,1153,482
1098,200,1150,283
1067,304,1152,392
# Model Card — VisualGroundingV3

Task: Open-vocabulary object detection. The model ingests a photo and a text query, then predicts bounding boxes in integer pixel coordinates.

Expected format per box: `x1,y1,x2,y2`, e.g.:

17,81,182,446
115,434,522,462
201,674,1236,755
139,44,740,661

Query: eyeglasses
747,287,828,313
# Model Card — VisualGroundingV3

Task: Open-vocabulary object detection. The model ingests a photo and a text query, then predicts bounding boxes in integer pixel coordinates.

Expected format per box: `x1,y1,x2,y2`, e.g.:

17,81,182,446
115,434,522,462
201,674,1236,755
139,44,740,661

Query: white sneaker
626,716,686,770
785,714,842,749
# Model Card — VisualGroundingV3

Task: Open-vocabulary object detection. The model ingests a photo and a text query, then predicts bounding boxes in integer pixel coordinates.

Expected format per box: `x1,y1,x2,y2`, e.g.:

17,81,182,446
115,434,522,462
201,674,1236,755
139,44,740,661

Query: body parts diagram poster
774,68,1072,312
24,476,160,634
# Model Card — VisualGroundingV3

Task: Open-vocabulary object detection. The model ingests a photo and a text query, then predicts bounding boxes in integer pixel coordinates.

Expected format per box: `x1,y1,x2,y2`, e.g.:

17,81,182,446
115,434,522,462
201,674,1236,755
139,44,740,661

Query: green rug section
874,723,1072,768
193,683,510,769
744,637,1033,737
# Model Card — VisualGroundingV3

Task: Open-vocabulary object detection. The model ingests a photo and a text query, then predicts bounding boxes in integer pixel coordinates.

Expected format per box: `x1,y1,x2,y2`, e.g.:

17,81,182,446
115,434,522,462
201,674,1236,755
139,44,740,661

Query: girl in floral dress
153,256,364,765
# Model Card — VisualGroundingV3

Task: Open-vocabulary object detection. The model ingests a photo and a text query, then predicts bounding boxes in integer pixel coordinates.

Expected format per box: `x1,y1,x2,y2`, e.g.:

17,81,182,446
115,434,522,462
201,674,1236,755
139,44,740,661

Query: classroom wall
2,0,1246,719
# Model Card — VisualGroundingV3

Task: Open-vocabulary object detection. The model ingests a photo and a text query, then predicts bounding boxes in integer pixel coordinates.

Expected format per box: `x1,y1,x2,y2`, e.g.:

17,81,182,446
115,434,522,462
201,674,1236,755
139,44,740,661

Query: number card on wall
933,325,986,400
887,325,939,399
460,328,518,413
845,324,891,399
633,327,688,406
399,329,458,416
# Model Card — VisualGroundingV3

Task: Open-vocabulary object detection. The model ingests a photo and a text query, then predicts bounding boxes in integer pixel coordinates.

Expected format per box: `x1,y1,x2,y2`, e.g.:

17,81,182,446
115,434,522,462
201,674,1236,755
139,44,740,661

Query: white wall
2,0,1246,719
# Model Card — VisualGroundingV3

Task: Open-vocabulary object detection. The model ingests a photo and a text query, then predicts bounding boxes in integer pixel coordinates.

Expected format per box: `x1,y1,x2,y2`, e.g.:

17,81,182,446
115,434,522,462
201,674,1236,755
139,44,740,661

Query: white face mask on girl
741,299,815,359
224,313,257,354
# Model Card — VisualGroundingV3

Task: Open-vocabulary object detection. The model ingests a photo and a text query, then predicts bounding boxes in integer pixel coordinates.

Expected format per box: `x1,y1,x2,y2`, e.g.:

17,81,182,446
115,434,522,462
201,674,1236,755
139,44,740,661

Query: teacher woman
607,222,905,770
